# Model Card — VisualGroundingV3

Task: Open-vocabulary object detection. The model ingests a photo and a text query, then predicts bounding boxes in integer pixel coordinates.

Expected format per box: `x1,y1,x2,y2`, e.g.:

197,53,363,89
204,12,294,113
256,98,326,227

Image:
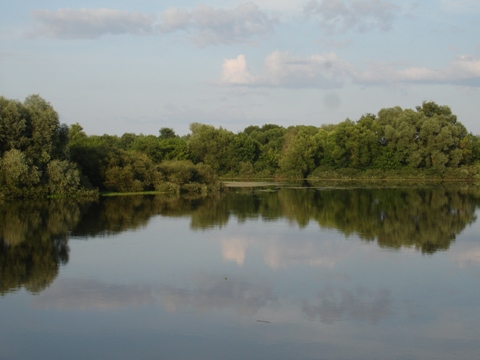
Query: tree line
1,95,480,198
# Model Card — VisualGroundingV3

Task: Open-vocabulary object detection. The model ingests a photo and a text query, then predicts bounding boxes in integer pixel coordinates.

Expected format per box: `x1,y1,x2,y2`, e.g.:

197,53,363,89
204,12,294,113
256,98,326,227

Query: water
1,186,480,359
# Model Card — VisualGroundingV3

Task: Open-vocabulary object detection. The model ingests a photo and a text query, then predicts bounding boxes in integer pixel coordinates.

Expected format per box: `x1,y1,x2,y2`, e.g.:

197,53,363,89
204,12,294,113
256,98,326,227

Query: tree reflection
309,186,479,254
69,194,218,236
189,185,480,254
0,200,82,294
70,186,480,254
2,186,479,296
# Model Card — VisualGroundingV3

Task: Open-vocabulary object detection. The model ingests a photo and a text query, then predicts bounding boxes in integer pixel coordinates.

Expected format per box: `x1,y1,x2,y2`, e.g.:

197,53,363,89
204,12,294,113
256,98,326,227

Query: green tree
0,149,41,198
278,127,317,178
47,160,81,195
159,127,177,140
68,123,88,145
0,95,85,198
249,124,286,175
131,135,164,163
23,95,62,168
187,123,235,174
0,97,29,156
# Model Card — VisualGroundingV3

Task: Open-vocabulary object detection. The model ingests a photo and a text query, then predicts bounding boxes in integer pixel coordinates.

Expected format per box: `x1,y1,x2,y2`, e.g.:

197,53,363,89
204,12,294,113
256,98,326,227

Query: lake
1,185,480,360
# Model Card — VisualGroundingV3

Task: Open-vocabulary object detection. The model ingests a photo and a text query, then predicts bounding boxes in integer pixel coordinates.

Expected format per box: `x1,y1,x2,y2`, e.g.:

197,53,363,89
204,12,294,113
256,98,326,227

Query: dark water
1,186,480,360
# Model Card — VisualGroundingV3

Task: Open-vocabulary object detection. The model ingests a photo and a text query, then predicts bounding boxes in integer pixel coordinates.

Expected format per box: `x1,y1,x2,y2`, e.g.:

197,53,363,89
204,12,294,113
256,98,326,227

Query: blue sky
1,0,479,136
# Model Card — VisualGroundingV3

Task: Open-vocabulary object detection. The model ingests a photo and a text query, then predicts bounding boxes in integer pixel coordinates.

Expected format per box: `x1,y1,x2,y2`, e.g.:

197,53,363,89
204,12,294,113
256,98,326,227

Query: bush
155,181,180,195
157,161,195,185
181,182,208,195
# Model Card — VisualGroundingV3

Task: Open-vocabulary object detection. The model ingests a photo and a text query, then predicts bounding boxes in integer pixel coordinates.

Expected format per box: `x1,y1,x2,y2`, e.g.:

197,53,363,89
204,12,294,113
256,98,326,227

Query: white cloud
355,55,480,86
158,7,190,32
220,54,255,84
304,0,400,33
30,8,155,39
221,50,352,88
220,52,480,88
29,4,276,45
159,3,276,46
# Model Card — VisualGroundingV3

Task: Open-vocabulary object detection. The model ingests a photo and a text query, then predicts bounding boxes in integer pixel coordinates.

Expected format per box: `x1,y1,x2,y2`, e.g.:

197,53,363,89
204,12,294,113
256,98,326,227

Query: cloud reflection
302,286,392,324
264,240,343,270
32,279,154,310
221,238,250,266
32,276,276,317
220,234,352,270
451,246,480,268
160,277,276,316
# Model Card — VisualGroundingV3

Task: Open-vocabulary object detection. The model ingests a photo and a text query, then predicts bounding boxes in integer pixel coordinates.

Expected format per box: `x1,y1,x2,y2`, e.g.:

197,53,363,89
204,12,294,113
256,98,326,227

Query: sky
1,0,479,136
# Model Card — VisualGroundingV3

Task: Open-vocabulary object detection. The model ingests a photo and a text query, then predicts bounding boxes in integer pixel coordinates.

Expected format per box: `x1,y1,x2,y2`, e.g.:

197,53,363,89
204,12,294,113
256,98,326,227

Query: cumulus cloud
29,4,276,45
304,0,400,33
220,55,255,84
221,50,352,88
220,52,480,88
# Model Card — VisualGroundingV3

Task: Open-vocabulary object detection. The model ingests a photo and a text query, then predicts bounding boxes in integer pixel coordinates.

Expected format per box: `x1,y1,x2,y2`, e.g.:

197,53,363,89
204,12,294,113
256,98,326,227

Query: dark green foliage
103,149,154,192
62,101,480,183
3,95,480,198
0,199,84,294
47,160,81,195
159,127,177,139
155,161,221,194
0,96,84,198
187,123,235,173
278,126,317,178
0,149,41,198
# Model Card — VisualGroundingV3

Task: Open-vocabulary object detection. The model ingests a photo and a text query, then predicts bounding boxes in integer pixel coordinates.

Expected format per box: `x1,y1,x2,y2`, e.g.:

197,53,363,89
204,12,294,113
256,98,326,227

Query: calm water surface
1,186,480,360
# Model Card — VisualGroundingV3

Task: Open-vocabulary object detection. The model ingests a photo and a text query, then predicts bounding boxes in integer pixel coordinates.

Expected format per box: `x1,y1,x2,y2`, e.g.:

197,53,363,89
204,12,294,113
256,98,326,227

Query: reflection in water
32,279,154,310
263,238,342,269
1,186,479,295
159,276,276,316
2,186,480,360
302,287,392,324
221,238,250,265
0,200,82,295
70,186,479,255
211,186,479,254
32,276,276,317
453,246,480,267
